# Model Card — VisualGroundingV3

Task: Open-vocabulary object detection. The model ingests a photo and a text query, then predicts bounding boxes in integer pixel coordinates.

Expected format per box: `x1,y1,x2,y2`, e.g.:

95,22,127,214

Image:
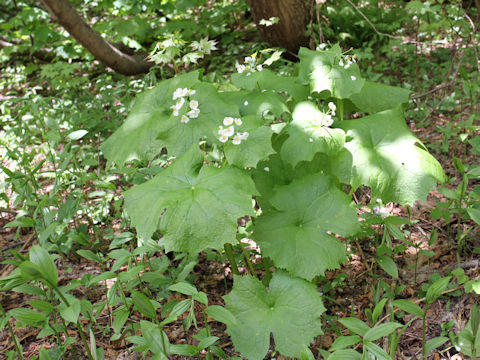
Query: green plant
101,44,445,359
431,156,480,264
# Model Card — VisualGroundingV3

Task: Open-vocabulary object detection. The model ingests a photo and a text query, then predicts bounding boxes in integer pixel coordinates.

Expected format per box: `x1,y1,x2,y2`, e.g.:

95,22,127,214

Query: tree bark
246,0,314,56
39,0,153,75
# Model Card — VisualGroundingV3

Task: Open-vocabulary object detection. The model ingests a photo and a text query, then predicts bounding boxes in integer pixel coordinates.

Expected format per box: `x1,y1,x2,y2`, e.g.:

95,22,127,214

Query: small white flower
219,134,229,143
351,75,357,81
344,63,351,69
246,72,251,76
244,56,254,64
170,104,180,116
176,97,185,108
187,108,200,118
224,126,235,137
236,64,246,73
328,102,336,111
218,126,224,134
187,89,196,95
256,64,263,71
172,88,183,100
261,89,267,93
180,115,190,123
244,101,249,106
189,100,199,109
339,59,344,67
232,134,242,145
223,117,234,126
264,167,270,172
239,131,249,140
352,54,357,62
234,118,242,126
180,88,189,97
323,114,333,127
309,138,313,142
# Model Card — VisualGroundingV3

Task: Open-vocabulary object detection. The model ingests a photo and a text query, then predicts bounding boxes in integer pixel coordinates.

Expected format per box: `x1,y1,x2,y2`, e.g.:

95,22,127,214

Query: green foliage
224,271,325,360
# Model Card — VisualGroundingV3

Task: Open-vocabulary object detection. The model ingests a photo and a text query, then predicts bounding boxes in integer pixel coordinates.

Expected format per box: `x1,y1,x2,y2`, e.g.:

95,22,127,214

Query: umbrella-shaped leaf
280,101,345,167
101,71,200,164
157,82,241,156
220,90,289,120
232,69,309,101
254,173,360,280
224,271,325,360
298,45,365,99
339,107,445,205
349,81,411,114
124,146,256,254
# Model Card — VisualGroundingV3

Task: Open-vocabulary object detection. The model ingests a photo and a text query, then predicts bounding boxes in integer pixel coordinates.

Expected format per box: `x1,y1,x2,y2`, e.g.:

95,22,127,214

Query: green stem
422,305,428,360
3,310,24,360
237,239,256,277
337,99,344,121
53,287,94,360
224,243,240,275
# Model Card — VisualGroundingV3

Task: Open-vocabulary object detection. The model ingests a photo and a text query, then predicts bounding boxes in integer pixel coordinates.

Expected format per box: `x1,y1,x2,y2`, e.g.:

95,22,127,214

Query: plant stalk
224,243,240,275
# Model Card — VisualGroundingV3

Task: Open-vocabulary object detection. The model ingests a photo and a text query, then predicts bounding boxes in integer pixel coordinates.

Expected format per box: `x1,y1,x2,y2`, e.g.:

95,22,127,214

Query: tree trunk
39,0,153,75
246,0,314,56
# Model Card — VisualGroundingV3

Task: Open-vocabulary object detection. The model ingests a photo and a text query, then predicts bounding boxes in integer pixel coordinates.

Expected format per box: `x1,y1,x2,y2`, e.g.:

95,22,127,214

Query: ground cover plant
0,0,479,359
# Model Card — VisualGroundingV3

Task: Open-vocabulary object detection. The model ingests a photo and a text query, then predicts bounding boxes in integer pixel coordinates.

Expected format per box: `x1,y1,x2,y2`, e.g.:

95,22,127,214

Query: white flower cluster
218,117,249,145
338,54,357,70
170,88,199,123
312,113,334,128
236,56,263,74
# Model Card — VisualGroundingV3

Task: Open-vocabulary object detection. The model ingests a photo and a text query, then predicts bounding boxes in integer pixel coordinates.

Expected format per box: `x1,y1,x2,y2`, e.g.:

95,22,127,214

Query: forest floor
0,104,479,360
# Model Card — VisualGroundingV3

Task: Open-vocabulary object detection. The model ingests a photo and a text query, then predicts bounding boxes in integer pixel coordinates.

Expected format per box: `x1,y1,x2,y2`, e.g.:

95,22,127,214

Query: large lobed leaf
298,45,365,99
280,101,345,167
231,69,309,101
254,173,360,280
349,81,411,114
157,82,241,156
338,106,445,205
224,271,325,360
124,146,256,254
101,71,201,165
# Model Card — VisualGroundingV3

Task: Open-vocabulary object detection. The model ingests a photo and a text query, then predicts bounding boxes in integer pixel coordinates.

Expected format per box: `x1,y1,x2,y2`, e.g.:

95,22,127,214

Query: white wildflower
224,126,235,137
256,64,263,71
239,131,249,140
189,100,199,109
170,104,180,116
344,62,351,69
244,101,249,106
187,89,196,95
236,64,246,73
328,102,336,116
176,97,185,108
179,88,189,97
218,126,224,134
234,118,242,126
172,88,183,100
232,134,242,145
180,115,190,123
187,108,200,118
244,56,255,64
351,75,357,81
264,167,270,172
223,117,234,126
309,138,313,142
323,114,333,127
339,59,344,67
219,133,229,143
